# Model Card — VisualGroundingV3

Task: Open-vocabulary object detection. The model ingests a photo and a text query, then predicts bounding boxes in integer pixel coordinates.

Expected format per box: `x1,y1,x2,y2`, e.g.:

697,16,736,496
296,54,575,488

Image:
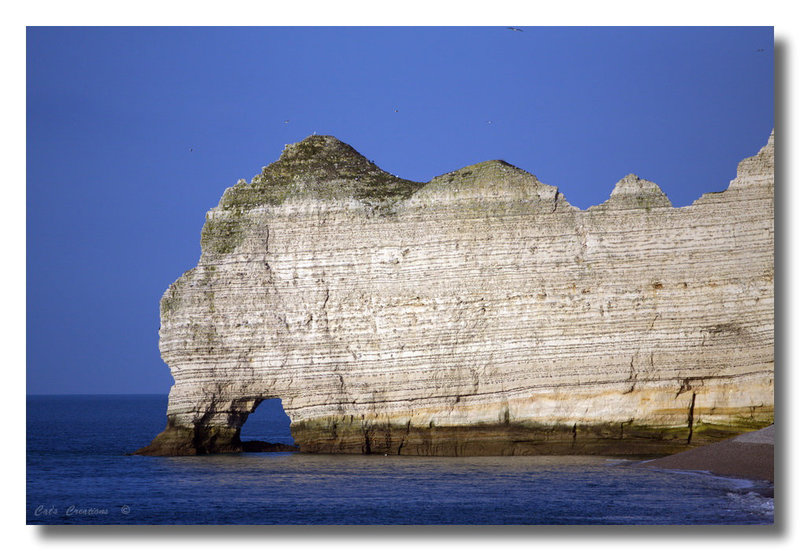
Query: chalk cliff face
136,132,774,456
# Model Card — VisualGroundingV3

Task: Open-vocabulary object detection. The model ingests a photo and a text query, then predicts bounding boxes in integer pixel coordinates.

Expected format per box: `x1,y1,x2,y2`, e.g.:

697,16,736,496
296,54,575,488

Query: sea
26,395,774,525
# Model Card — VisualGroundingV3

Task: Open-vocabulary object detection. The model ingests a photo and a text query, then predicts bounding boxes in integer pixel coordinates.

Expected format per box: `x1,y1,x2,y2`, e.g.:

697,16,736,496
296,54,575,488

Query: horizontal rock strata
136,132,774,456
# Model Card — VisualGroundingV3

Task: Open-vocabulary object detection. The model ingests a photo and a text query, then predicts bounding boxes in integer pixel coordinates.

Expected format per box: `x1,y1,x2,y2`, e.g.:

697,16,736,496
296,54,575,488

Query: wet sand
639,425,774,483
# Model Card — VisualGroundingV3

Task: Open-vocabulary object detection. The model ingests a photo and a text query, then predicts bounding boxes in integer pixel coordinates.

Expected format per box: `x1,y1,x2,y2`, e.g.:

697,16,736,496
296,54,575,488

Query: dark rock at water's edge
134,419,242,456
241,441,299,453
133,416,297,455
134,416,769,457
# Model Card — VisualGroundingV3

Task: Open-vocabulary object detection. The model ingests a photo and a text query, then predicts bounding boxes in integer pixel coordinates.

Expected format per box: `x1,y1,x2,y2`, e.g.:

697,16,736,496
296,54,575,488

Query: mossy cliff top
198,136,644,255
200,135,427,255
219,135,425,210
200,131,773,255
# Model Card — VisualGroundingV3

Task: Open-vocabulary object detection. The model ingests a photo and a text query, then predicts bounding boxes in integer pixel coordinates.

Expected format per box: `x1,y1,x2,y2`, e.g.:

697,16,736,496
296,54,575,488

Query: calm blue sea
27,395,773,525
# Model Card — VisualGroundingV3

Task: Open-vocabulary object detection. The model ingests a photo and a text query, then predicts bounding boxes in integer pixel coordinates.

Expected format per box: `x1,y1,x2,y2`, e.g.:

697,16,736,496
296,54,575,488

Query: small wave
644,466,759,489
725,491,774,518
604,458,636,466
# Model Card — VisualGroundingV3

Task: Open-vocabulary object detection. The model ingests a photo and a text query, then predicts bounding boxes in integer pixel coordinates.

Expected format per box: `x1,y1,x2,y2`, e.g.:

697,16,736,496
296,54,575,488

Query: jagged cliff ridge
136,132,774,456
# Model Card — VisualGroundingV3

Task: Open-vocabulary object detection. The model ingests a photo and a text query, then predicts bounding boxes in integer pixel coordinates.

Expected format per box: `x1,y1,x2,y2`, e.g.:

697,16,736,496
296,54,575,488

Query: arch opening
238,398,298,452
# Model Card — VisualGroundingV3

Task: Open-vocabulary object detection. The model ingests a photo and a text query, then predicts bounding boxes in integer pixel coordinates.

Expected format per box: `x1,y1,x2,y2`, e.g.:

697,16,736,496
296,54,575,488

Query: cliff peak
407,158,573,209
217,136,424,212
277,134,365,166
733,129,774,181
590,174,672,211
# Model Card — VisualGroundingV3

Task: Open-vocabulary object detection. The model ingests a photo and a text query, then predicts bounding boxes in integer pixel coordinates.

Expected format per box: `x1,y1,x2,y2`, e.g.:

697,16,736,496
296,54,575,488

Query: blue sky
26,26,773,394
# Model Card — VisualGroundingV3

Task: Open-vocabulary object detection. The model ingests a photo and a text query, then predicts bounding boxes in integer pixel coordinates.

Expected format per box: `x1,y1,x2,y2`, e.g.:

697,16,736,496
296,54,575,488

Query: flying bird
507,27,524,32
394,108,399,112
756,48,765,52
283,119,290,124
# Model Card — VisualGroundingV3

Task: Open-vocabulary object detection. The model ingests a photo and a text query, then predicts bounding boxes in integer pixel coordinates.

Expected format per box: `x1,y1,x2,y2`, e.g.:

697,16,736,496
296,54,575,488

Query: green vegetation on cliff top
231,135,424,206
201,135,424,254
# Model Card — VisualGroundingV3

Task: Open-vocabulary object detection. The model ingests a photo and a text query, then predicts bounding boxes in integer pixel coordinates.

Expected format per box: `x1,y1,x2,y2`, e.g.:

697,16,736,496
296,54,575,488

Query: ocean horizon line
26,393,169,397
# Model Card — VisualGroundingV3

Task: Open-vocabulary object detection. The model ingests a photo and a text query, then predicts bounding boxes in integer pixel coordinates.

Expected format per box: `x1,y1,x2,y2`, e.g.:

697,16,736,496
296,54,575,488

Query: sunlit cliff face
137,132,774,457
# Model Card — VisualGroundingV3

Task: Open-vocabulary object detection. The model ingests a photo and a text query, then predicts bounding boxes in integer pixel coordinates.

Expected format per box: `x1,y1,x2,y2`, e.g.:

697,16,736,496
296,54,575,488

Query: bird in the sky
756,48,765,52
190,148,194,152
394,108,399,112
507,27,524,32
487,120,494,125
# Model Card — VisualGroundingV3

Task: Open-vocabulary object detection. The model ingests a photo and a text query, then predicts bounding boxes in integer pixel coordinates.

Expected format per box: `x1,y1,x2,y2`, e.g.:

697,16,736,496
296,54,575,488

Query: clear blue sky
26,27,773,394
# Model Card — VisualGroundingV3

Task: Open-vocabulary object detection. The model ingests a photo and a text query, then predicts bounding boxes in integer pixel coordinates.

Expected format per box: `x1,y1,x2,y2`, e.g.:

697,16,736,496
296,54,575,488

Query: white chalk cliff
137,132,774,456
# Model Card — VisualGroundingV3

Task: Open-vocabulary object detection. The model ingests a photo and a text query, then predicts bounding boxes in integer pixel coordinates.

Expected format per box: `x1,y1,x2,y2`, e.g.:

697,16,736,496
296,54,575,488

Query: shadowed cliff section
137,131,774,458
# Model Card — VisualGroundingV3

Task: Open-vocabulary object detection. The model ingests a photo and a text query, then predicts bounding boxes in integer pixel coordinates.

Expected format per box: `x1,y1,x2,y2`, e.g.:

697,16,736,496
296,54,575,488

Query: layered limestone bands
137,133,774,456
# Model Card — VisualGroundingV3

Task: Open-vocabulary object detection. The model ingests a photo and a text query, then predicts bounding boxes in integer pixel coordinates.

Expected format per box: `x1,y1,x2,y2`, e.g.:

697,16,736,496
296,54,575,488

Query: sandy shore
638,425,774,483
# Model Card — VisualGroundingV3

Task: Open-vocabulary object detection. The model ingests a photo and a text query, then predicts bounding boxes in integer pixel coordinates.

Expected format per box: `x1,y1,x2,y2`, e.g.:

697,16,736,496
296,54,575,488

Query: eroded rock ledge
136,132,774,456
